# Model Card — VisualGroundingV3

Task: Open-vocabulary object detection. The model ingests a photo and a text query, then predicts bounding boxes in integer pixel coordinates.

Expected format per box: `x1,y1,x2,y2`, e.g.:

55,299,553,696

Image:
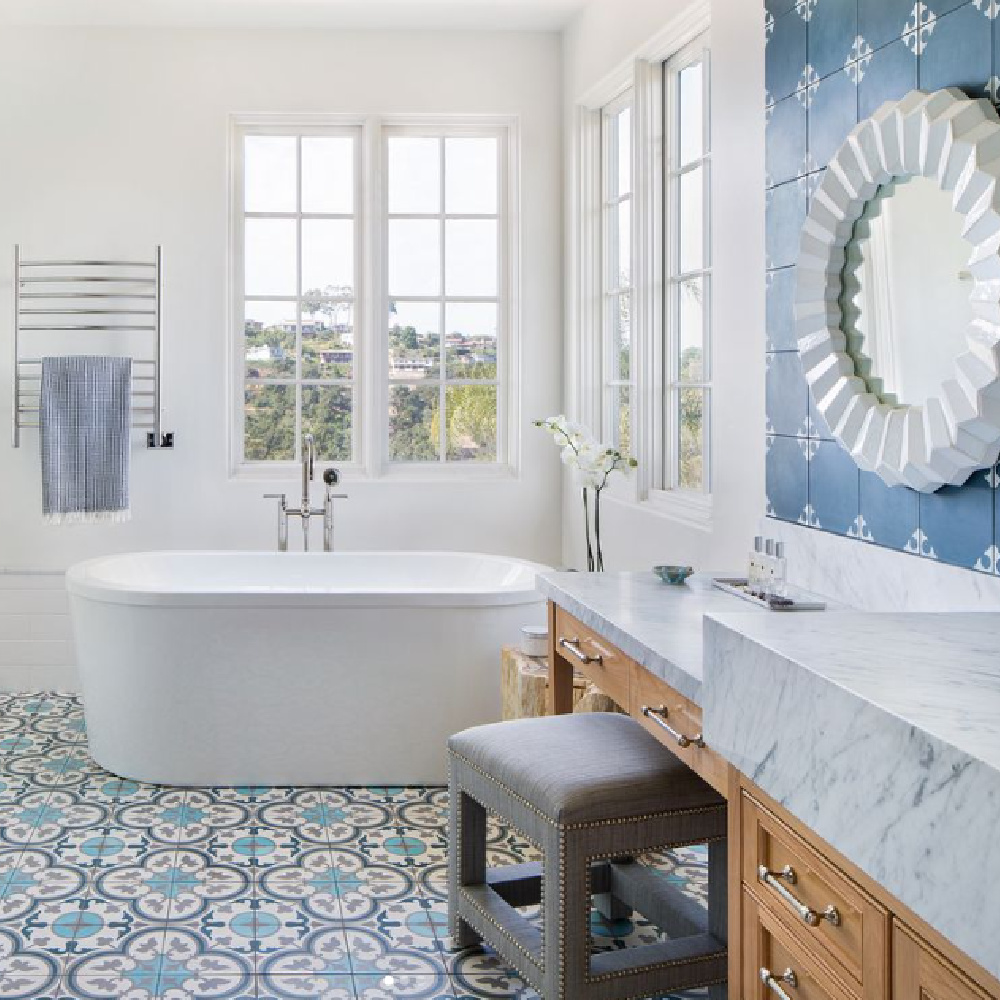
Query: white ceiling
0,0,587,30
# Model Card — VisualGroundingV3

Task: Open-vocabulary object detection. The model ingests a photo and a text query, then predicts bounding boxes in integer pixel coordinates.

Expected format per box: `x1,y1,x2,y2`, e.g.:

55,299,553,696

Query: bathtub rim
66,549,551,609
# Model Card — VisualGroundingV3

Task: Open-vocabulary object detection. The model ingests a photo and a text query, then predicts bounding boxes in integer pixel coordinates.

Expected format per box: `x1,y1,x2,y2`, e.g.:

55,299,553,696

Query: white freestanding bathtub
66,550,548,786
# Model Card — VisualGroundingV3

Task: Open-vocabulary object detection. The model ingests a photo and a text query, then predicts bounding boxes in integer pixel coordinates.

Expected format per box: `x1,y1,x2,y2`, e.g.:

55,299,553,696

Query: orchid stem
583,487,595,572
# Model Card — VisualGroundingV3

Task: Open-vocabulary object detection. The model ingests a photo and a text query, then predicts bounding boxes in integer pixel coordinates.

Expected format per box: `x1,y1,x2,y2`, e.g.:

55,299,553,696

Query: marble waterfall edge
703,612,1000,981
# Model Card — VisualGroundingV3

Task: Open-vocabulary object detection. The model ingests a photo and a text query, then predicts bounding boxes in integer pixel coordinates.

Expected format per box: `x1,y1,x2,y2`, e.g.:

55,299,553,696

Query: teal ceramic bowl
653,565,694,585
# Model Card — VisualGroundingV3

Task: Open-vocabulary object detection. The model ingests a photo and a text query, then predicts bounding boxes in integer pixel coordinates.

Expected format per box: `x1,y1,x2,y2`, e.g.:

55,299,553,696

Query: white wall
0,26,563,685
560,0,767,572
0,26,563,571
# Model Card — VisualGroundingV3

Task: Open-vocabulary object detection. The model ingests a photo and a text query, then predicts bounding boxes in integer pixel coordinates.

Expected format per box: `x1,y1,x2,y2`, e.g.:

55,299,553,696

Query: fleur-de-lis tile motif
765,8,776,40
972,0,1000,17
796,65,820,108
974,545,1000,574
905,528,938,559
988,77,1000,106
795,0,818,21
848,514,874,542
903,2,936,55
798,503,821,527
846,35,874,83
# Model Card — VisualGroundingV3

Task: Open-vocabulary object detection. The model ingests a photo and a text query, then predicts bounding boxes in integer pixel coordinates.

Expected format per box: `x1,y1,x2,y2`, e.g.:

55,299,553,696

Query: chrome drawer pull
558,637,602,665
760,967,797,1000
758,865,842,928
641,704,706,749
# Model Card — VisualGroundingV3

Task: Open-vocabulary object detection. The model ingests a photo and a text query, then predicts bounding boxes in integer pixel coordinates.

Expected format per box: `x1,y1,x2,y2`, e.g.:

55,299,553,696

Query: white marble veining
704,611,1000,981
770,520,1000,611
536,571,761,701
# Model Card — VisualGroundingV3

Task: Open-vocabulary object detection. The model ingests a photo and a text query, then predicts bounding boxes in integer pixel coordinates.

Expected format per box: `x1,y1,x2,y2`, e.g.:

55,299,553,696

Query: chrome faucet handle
263,494,289,552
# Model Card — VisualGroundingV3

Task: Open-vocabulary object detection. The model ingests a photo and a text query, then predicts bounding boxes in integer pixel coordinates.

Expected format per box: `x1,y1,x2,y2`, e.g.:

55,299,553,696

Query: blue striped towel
39,356,132,524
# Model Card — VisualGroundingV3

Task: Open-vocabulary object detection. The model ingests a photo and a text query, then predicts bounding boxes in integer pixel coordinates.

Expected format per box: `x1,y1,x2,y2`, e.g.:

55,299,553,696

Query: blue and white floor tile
0,694,710,999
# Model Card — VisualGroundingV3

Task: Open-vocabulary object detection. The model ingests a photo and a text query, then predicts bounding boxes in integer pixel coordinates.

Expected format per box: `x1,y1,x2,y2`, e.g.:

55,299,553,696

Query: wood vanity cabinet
892,924,992,1000
544,599,1000,1000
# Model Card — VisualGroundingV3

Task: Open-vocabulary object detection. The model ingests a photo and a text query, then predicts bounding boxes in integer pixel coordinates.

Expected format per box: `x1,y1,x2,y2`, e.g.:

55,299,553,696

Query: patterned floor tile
0,973,64,999
354,828,448,871
353,972,458,999
0,695,713,1000
257,972,356,999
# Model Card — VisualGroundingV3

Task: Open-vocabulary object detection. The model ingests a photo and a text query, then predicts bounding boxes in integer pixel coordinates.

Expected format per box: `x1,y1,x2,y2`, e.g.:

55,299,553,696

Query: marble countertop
704,611,1000,982
536,571,765,702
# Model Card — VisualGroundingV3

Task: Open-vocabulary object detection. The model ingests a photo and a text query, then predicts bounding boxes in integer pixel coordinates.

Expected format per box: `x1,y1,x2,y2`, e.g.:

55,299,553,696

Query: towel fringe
42,510,131,526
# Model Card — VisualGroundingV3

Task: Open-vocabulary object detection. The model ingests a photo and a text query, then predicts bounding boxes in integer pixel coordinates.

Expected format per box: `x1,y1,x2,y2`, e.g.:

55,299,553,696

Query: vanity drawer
630,665,728,796
552,607,631,708
742,793,889,995
743,889,859,1000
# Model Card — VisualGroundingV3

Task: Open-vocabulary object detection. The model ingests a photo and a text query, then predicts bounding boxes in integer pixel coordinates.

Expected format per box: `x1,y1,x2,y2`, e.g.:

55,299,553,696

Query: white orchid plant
535,415,637,571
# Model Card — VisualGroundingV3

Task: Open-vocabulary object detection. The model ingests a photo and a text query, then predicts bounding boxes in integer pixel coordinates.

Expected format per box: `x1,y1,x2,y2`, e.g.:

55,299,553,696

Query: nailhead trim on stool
447,716,729,1000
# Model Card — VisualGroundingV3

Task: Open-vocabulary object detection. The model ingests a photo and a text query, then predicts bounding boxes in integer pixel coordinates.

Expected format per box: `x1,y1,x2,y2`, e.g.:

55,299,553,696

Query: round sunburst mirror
795,88,1000,493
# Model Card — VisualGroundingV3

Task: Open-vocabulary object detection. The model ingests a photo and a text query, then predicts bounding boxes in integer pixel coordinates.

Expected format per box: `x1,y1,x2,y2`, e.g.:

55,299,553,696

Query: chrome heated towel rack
11,245,174,449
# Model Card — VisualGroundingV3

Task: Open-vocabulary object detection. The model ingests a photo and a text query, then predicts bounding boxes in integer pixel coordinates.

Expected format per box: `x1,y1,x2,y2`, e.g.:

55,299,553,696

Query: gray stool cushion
448,712,724,826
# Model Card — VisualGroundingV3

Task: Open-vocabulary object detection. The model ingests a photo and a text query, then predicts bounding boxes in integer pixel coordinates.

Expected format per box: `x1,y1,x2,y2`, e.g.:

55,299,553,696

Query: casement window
663,40,711,494
601,92,634,453
237,126,361,465
231,117,515,476
384,128,507,466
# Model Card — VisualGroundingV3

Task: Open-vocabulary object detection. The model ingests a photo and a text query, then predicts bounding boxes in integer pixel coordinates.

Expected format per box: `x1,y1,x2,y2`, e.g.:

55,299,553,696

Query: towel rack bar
18,406,158,415
12,244,173,450
18,390,157,399
18,276,156,285
19,293,158,300
17,358,156,366
17,421,157,429
18,309,158,316
19,260,156,268
19,325,158,332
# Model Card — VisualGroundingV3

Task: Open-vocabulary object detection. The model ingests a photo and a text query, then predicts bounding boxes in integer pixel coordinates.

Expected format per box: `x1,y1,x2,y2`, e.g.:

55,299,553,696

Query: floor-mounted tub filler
67,550,548,786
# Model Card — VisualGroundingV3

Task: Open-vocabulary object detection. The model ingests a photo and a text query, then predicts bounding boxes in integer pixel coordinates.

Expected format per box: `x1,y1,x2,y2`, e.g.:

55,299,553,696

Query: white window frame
378,120,517,479
228,114,519,481
654,36,713,506
600,90,634,453
569,4,711,527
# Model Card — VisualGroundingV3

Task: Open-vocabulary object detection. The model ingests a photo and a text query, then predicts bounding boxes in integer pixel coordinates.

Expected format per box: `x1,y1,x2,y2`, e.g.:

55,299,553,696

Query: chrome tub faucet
263,434,348,551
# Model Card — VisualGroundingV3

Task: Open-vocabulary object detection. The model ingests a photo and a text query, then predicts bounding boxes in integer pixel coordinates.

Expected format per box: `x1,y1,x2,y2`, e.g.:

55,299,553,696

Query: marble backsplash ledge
769,520,1000,611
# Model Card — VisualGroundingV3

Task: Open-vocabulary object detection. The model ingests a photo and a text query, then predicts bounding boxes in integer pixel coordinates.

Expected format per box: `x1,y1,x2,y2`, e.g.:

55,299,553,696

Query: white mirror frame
795,88,1000,493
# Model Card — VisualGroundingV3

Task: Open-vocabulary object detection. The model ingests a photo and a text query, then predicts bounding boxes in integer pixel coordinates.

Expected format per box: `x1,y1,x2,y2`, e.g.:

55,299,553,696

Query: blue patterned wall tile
810,0,859,81
766,267,798,351
807,386,834,439
767,94,808,187
766,0,798,17
767,435,810,522
808,439,861,534
860,0,965,53
858,36,917,120
808,68,860,167
919,3,993,96
859,470,919,549
767,9,809,102
918,468,996,570
766,180,808,269
766,351,810,436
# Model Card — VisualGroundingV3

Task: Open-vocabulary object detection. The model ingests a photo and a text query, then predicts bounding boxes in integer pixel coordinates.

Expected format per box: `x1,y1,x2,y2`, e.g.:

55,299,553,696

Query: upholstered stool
448,712,728,1000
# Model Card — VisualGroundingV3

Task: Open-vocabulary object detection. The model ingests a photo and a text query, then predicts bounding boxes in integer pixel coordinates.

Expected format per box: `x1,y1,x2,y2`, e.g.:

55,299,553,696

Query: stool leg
542,830,591,1000
593,856,633,923
708,839,728,1000
449,783,486,950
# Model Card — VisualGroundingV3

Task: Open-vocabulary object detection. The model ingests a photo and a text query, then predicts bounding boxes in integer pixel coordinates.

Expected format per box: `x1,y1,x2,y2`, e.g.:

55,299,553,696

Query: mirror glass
845,175,973,407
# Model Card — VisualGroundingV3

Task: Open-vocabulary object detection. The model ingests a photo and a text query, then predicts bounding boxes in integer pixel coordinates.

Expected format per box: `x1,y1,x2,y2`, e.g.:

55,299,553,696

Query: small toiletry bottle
763,538,776,601
773,541,788,598
749,536,764,595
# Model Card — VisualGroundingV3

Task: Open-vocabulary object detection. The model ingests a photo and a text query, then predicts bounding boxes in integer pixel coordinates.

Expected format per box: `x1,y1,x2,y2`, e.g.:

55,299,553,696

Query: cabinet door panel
893,924,991,1000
